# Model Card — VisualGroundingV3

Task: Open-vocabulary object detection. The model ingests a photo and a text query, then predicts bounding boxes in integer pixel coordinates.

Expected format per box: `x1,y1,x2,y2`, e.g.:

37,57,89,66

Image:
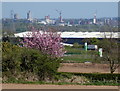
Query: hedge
57,72,120,81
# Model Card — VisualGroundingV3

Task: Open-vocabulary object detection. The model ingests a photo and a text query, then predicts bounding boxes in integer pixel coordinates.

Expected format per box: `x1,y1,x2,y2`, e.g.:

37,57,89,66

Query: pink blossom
20,28,65,58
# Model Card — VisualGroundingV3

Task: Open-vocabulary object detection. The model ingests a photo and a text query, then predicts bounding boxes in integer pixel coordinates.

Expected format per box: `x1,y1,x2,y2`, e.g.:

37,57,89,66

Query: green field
63,47,100,63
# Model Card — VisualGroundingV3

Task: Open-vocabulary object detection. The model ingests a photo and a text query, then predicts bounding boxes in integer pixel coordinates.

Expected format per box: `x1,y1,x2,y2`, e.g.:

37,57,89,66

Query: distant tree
98,38,119,74
2,30,14,37
73,43,80,48
82,38,100,45
99,25,117,32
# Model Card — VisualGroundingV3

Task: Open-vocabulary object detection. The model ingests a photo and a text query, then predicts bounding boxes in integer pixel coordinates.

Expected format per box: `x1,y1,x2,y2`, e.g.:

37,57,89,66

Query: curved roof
14,31,119,38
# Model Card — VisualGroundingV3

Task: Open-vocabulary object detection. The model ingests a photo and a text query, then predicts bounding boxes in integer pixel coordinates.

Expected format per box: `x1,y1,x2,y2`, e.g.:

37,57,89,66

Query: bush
2,42,21,73
72,43,83,48
20,47,62,81
2,42,62,82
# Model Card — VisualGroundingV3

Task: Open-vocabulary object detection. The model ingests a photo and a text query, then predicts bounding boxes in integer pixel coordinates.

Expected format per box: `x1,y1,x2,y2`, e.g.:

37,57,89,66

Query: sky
2,2,118,19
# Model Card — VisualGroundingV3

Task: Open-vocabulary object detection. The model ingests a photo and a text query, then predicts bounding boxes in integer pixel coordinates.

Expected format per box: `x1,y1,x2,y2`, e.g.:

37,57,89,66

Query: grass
63,54,95,63
3,80,120,86
3,72,120,86
84,82,120,86
65,47,82,54
63,47,99,63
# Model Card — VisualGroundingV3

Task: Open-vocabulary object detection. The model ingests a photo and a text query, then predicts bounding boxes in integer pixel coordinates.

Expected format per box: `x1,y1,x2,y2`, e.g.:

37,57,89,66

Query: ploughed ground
58,63,120,73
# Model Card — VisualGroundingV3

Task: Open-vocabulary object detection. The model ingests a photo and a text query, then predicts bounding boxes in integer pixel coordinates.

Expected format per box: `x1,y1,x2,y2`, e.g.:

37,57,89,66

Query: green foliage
73,43,83,48
2,42,21,73
82,38,100,45
2,42,62,81
73,43,80,48
3,80,120,86
19,47,61,80
97,38,119,73
65,46,82,54
55,72,72,80
3,72,120,86
58,72,120,82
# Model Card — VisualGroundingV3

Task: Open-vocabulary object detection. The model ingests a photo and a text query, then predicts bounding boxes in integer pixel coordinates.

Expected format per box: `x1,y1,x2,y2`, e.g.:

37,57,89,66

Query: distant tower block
27,10,32,21
14,13,19,19
59,12,63,22
10,10,14,19
93,13,97,24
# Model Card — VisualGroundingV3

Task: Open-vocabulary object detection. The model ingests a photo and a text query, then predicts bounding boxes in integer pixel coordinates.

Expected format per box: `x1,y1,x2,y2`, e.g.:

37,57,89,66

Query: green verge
57,72,120,81
2,80,120,86
3,72,120,86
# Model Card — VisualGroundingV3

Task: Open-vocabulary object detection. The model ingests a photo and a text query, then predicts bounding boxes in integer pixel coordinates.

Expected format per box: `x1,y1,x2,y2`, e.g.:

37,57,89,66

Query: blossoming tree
21,27,65,58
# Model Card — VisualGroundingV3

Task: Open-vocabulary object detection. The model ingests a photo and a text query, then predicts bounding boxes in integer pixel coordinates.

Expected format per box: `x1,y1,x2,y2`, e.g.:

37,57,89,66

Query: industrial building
14,31,119,44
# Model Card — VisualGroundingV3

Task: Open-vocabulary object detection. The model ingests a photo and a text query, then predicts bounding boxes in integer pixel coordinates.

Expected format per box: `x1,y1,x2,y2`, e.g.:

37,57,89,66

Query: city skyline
2,2,118,19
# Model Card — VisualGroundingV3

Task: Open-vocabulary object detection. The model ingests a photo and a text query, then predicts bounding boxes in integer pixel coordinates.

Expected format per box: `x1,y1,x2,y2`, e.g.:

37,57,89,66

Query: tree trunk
110,66,115,74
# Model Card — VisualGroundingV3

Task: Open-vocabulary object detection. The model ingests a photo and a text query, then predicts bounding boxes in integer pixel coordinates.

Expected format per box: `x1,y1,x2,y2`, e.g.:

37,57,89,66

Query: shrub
2,42,21,74
20,47,62,81
2,42,63,81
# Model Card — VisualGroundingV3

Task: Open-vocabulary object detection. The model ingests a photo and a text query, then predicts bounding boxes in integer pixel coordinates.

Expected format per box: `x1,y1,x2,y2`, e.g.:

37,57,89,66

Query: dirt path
2,84,119,89
58,63,120,73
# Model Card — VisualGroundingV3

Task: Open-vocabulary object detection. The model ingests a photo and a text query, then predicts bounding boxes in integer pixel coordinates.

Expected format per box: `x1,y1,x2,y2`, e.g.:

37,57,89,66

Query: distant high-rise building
14,13,19,20
93,13,97,24
59,12,63,23
10,10,14,19
27,10,32,21
107,19,110,25
104,19,107,24
104,18,111,25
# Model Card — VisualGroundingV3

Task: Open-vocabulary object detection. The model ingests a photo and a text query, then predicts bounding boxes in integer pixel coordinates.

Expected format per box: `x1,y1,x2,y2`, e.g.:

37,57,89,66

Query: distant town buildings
6,10,118,27
38,15,55,25
45,15,55,24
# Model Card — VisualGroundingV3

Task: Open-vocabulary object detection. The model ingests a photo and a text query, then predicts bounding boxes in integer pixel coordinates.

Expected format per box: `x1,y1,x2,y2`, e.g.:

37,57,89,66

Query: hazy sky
2,2,118,19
